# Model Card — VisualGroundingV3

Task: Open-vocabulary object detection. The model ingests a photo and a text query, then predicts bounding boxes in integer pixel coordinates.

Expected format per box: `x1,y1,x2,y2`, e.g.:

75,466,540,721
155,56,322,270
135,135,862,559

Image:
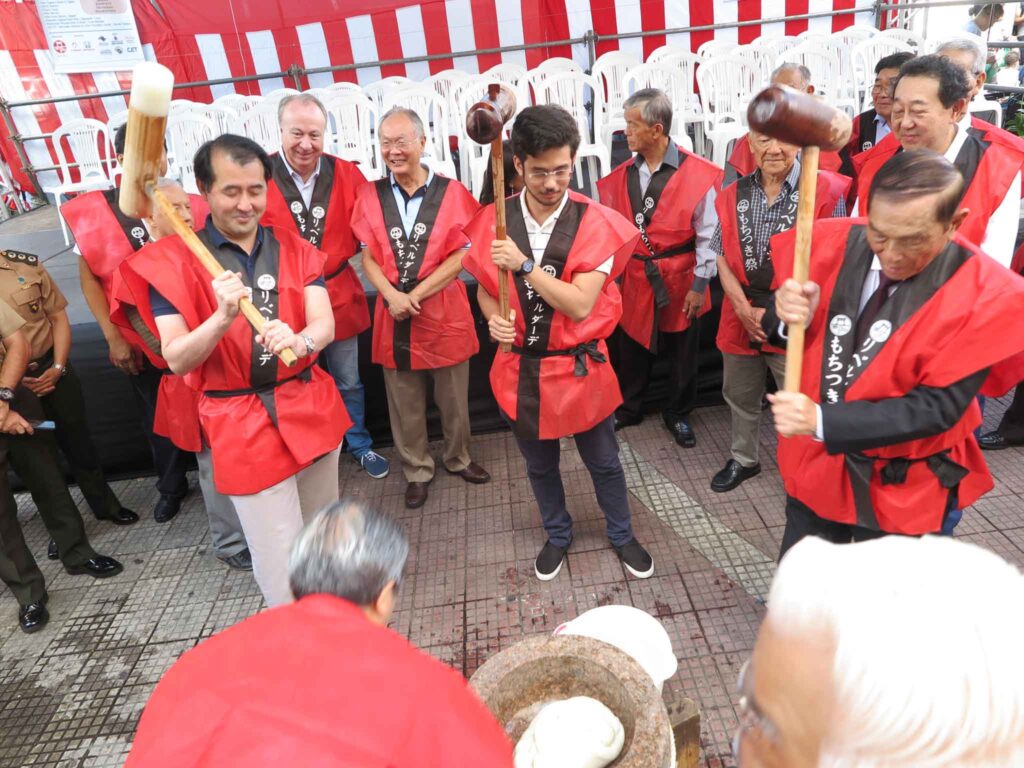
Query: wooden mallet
746,86,852,392
466,84,518,353
118,61,297,367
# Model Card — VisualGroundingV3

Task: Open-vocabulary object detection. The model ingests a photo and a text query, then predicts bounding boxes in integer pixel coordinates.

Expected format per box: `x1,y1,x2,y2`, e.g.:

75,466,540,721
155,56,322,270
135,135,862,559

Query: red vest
119,226,350,495
350,174,480,370
715,170,850,356
262,153,371,341
856,130,1023,249
595,147,722,350
462,191,640,440
729,133,843,179
772,219,1024,534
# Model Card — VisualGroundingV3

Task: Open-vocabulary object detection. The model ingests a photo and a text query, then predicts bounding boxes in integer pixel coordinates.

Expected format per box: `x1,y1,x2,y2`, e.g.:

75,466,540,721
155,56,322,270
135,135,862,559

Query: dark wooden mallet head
466,84,518,145
746,85,853,151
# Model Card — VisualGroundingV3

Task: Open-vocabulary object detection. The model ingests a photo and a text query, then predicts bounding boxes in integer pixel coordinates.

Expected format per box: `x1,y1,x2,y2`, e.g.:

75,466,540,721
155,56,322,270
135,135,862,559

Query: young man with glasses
463,105,653,581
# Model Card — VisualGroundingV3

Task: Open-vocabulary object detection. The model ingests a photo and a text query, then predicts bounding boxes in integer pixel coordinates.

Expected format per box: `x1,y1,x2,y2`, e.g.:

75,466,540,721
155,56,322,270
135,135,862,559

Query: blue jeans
941,507,963,536
322,336,373,457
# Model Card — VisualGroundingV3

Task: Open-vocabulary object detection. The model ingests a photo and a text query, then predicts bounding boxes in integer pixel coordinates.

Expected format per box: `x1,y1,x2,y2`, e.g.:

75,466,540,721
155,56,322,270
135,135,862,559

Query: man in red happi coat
352,107,489,510
597,88,722,448
766,151,1024,557
120,135,349,606
262,94,390,481
464,105,653,582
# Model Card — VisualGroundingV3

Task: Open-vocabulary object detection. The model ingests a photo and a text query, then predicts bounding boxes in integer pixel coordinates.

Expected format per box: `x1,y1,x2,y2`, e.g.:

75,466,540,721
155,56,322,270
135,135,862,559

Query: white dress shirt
873,113,892,145
521,192,613,274
279,154,321,210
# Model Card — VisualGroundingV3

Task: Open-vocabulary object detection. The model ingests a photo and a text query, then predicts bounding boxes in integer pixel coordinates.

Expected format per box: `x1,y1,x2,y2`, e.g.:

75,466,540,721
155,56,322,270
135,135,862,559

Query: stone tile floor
0,397,1022,767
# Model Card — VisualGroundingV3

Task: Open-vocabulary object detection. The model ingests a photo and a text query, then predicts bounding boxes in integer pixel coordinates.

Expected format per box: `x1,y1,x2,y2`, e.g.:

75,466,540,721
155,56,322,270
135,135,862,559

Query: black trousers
128,361,191,498
611,321,701,423
997,380,1024,443
0,437,46,606
778,495,889,561
38,362,125,518
510,414,635,549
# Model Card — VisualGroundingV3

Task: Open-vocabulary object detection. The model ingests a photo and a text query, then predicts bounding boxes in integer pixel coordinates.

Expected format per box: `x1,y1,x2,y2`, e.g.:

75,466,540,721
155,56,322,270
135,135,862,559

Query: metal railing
0,5,875,199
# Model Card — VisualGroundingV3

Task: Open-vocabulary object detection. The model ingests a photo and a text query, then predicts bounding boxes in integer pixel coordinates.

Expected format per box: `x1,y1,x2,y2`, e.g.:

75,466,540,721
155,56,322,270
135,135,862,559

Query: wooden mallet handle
149,186,298,367
747,86,852,393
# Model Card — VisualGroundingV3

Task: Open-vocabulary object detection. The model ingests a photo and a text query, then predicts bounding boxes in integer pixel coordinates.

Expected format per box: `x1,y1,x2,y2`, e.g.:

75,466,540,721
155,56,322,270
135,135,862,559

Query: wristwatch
52,363,66,378
300,333,317,357
516,258,535,277
0,387,14,403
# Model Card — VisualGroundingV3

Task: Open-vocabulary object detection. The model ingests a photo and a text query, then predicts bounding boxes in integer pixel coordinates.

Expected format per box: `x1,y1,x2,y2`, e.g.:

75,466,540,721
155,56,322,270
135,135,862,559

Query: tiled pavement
1,396,1022,767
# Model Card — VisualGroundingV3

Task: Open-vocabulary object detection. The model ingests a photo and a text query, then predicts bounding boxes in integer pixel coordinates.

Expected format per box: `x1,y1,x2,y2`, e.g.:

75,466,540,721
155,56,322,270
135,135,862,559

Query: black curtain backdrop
71,279,726,480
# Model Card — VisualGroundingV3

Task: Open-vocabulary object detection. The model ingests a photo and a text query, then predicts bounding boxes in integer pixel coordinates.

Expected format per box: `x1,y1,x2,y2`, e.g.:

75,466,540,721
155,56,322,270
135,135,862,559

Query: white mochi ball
513,696,626,768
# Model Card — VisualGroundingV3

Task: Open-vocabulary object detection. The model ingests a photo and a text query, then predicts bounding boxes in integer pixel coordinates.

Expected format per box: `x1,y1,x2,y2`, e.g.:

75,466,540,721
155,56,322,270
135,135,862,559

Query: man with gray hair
726,64,844,185
351,107,489,510
125,500,514,766
262,94,391,482
735,535,1024,766
597,88,722,447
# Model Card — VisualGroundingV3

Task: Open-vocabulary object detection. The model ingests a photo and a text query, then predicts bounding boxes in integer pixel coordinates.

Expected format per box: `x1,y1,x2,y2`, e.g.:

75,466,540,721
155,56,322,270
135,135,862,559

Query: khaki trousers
229,446,341,607
383,361,472,483
722,352,786,468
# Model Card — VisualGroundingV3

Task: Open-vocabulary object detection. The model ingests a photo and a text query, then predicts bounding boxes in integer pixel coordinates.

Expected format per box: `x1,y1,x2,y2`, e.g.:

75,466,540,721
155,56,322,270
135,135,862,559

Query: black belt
631,241,696,312
511,339,605,377
27,349,54,373
324,261,351,281
204,366,312,399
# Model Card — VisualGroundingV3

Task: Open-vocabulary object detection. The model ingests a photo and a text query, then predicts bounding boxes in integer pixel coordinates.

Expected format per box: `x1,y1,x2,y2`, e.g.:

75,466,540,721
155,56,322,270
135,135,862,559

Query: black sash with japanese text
820,226,971,528
375,175,451,371
271,154,335,249
506,196,585,441
104,188,150,252
734,173,797,304
858,110,879,153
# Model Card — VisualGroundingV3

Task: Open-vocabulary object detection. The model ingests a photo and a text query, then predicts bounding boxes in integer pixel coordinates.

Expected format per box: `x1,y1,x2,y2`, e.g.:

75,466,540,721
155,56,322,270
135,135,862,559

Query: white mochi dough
513,696,625,768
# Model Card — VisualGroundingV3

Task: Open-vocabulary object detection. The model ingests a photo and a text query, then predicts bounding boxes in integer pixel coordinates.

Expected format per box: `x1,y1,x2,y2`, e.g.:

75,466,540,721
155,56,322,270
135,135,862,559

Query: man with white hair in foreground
125,500,513,767
735,535,1024,766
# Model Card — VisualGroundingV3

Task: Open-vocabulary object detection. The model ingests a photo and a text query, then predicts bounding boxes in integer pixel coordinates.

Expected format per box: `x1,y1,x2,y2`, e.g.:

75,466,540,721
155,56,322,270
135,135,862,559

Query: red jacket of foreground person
125,595,513,767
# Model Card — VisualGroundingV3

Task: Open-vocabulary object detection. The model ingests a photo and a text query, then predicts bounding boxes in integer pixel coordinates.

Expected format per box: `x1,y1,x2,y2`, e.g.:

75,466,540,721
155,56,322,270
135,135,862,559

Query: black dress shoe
47,538,58,561
665,418,696,448
64,555,124,579
97,507,140,526
978,431,1013,451
405,481,430,509
711,459,761,493
613,414,642,432
18,594,49,634
153,495,182,523
218,549,253,571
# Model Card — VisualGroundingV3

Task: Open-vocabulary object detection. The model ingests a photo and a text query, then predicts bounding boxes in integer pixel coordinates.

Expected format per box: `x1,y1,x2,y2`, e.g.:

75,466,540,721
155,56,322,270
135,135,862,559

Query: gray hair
277,93,328,128
768,535,1024,767
378,107,426,139
1007,50,1021,66
153,177,184,193
936,35,987,75
771,62,813,88
288,500,409,605
622,88,673,135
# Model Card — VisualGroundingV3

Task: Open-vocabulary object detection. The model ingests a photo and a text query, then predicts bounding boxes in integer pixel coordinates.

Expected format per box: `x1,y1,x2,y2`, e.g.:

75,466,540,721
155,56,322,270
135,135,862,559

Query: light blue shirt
874,113,891,144
389,165,435,237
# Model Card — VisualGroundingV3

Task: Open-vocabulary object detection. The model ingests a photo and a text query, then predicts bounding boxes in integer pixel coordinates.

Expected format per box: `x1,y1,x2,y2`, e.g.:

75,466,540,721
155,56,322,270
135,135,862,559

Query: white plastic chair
165,112,217,193
322,90,380,178
697,39,738,60
382,84,458,178
429,70,474,152
697,56,758,164
524,58,582,104
623,60,703,155
197,103,238,136
709,122,749,170
235,101,284,153
592,50,641,147
646,45,688,64
781,42,856,115
0,159,26,220
877,28,926,52
261,88,302,108
533,71,609,196
364,77,415,115
481,63,530,111
853,38,914,111
454,76,507,196
970,97,1003,128
831,24,878,49
44,118,117,245
325,81,365,96
814,37,860,112
748,36,801,86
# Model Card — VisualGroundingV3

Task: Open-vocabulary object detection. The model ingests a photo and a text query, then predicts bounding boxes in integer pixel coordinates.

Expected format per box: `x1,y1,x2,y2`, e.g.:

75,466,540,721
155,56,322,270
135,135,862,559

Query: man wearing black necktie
763,151,1024,558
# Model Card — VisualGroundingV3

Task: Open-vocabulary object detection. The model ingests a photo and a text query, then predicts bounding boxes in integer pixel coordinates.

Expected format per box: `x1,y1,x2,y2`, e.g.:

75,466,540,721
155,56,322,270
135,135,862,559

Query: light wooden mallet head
466,84,518,145
746,85,852,151
119,61,174,220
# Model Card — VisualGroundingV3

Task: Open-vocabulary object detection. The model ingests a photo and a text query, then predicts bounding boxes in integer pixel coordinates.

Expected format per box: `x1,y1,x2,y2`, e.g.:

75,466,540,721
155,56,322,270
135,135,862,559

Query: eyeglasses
732,660,779,761
525,168,573,181
380,138,415,151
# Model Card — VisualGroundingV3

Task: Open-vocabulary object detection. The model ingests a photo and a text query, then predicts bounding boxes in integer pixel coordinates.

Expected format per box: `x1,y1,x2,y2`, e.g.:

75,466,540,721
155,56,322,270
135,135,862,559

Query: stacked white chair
877,27,926,51
198,103,238,136
454,76,503,196
235,100,284,154
748,35,801,86
524,57,582,104
853,37,914,111
322,90,380,179
782,41,856,115
592,50,641,148
696,56,758,168
261,88,302,109
166,112,217,193
647,45,689,64
364,76,415,116
532,71,608,196
382,84,458,178
44,118,117,245
658,52,705,153
325,81,366,96
482,63,529,109
815,37,860,114
832,24,878,48
697,39,739,60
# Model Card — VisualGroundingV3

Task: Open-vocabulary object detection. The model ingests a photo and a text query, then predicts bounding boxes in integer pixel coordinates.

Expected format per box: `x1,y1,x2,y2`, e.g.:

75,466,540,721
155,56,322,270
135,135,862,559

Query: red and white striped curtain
0,0,875,192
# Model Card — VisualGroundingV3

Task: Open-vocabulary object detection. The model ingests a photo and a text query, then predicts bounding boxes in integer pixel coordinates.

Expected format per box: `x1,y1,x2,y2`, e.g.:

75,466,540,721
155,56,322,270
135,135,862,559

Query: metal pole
877,0,994,10
586,30,597,70
0,97,43,197
288,64,304,91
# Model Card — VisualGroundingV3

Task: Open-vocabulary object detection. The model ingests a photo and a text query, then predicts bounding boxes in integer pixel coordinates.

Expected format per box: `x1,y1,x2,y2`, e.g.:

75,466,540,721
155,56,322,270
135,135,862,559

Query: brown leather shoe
405,481,430,509
446,461,491,484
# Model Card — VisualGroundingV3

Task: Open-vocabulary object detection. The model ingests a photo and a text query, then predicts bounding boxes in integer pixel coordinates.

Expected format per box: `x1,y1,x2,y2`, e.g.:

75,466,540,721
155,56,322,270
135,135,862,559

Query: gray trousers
722,351,786,468
196,448,246,559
